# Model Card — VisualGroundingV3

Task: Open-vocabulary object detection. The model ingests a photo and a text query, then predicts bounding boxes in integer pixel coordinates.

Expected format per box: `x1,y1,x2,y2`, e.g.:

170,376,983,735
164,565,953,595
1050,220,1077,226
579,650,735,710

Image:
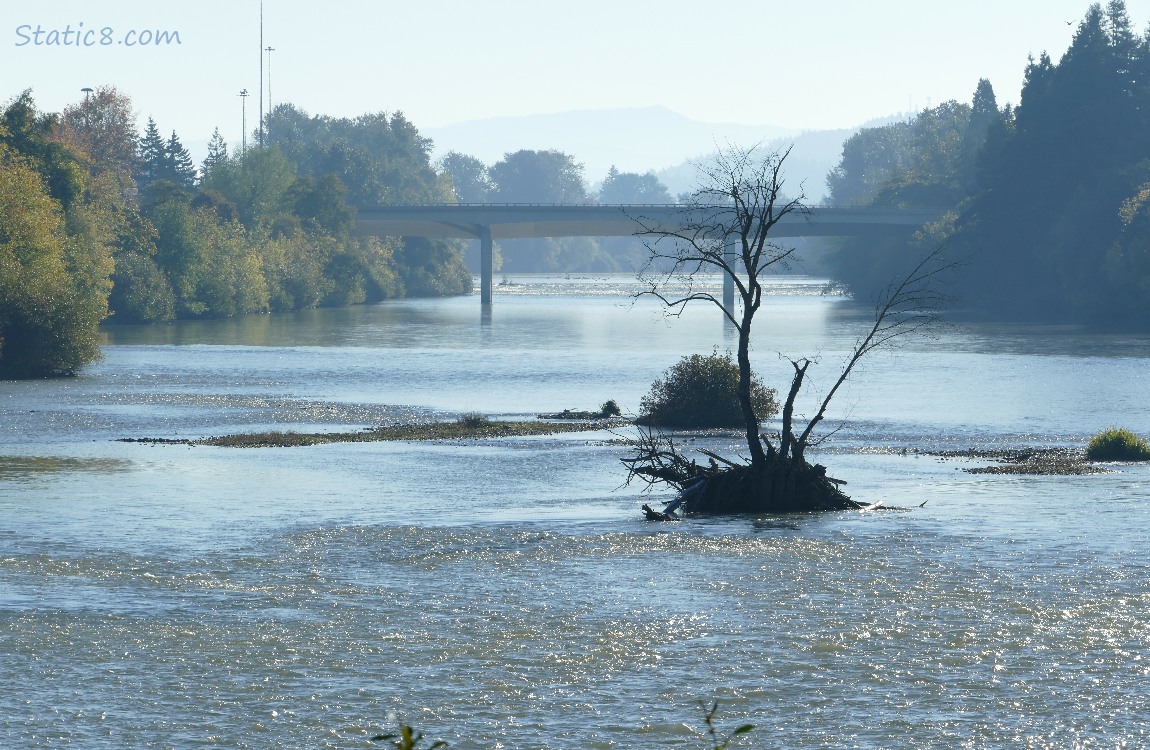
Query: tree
489,149,586,203
635,146,805,471
286,173,356,235
624,145,952,514
54,86,138,181
136,121,195,202
438,151,491,203
266,105,448,207
2,90,86,209
826,79,1014,300
200,145,297,226
944,0,1150,326
136,117,167,190
262,103,468,296
201,127,229,178
599,166,673,204
0,147,106,377
483,149,590,272
166,131,196,189
109,249,176,323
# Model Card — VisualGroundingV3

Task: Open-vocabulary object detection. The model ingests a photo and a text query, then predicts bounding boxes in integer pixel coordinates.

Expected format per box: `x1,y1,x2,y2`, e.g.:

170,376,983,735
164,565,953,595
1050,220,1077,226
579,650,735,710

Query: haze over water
2,275,1149,748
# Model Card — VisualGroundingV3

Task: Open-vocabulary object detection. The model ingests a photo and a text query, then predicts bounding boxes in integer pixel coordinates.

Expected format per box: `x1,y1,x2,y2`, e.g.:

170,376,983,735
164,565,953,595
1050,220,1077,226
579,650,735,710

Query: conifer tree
201,127,228,179
166,130,196,188
137,117,167,190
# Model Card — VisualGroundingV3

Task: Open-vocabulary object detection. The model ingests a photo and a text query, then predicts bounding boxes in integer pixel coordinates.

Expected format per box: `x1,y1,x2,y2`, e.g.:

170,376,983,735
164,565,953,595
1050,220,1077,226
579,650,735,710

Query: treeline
826,1,1150,329
0,89,471,378
438,149,673,272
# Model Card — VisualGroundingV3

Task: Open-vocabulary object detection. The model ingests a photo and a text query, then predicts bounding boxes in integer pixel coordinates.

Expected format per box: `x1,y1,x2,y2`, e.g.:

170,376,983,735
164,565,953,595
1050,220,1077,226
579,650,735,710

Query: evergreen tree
166,130,196,189
201,127,228,178
137,117,167,190
949,1,1150,325
961,79,1001,191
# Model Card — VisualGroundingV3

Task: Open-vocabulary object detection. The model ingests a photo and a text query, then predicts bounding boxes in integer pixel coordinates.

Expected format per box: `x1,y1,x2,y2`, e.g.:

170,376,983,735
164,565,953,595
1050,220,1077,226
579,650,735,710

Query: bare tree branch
630,143,808,468
794,242,958,457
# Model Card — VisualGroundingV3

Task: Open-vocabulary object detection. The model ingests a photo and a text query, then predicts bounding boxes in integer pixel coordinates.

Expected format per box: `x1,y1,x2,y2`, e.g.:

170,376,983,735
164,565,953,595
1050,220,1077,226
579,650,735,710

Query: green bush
639,350,778,429
599,399,622,417
1086,427,1150,461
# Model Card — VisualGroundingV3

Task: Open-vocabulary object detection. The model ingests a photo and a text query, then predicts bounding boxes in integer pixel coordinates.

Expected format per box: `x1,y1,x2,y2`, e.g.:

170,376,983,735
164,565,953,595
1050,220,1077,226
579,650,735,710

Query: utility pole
258,0,264,147
240,89,249,153
266,46,275,141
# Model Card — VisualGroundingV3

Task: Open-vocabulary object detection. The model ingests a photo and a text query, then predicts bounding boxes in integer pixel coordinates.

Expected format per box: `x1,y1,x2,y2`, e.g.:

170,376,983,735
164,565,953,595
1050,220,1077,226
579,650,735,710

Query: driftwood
622,348,867,516
624,425,861,516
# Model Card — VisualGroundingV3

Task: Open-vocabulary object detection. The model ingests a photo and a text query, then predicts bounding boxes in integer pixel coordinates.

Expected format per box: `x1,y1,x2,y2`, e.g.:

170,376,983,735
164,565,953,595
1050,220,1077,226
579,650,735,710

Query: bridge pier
723,237,736,320
479,225,493,306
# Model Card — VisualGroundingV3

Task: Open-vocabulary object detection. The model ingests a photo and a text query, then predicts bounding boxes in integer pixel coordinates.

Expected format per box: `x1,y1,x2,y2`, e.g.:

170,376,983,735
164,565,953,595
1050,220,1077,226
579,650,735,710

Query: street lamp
239,88,249,153
80,87,93,129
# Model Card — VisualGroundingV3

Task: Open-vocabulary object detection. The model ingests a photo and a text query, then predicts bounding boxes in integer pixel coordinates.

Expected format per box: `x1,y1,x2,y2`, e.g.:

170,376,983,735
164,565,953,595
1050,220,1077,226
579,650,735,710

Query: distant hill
425,106,796,184
427,106,908,204
656,114,908,204
654,128,851,204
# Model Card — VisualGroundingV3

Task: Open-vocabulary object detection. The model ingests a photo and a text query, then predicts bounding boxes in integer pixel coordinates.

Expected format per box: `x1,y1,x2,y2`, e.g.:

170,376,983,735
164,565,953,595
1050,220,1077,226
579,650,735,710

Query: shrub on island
638,350,777,429
1085,427,1150,461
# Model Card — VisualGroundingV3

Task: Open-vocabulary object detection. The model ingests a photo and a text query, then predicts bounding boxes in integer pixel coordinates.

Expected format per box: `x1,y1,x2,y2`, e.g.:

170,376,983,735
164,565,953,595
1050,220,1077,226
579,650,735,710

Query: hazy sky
4,0,1134,157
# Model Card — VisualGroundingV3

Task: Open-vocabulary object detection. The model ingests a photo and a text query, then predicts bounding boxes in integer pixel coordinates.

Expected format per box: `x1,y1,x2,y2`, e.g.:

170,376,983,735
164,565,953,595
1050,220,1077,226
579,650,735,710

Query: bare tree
634,145,804,471
625,145,953,515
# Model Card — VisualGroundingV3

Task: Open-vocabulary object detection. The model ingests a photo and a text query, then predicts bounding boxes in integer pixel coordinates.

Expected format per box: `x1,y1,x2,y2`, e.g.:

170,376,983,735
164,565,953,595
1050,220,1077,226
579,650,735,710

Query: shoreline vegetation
117,417,1127,476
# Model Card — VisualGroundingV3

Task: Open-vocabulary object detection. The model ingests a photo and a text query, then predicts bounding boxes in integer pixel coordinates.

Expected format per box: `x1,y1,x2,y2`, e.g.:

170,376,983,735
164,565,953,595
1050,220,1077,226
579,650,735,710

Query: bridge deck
352,204,941,305
354,204,940,240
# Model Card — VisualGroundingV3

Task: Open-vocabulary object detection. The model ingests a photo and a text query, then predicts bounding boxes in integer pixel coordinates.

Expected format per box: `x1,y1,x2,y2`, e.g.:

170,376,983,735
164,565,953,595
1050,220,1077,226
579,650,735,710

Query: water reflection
0,455,133,481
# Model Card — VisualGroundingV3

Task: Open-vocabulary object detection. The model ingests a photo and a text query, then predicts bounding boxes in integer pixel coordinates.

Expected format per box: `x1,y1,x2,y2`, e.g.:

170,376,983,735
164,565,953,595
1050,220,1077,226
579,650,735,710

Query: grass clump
1086,427,1150,461
457,412,490,428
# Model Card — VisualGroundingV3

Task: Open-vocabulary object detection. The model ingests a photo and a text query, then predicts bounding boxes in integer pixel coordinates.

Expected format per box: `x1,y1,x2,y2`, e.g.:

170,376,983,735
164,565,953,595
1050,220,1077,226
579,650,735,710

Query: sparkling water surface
2,275,1149,748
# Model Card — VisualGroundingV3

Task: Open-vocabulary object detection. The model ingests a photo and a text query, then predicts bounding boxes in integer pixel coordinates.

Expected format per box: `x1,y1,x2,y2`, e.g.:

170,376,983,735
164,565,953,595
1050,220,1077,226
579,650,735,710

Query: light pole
265,46,275,141
80,87,93,129
239,89,249,153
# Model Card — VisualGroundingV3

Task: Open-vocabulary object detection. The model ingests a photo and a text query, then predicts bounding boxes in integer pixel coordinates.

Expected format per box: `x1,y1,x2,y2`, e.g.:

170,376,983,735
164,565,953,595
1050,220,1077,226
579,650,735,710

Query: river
2,274,1148,748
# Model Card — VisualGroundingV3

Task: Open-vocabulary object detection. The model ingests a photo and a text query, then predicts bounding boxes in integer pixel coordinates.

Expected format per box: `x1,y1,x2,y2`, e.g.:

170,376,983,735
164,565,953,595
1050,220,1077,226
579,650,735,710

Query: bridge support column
723,237,736,320
479,225,493,306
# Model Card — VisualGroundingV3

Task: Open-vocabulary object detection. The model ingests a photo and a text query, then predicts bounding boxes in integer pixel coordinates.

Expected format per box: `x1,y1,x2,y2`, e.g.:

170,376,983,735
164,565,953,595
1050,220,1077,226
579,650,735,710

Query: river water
2,275,1149,748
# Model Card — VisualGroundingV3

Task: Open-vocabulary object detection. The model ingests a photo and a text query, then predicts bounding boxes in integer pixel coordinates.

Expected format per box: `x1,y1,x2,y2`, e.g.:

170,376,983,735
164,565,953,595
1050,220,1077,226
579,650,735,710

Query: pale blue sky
4,0,1132,160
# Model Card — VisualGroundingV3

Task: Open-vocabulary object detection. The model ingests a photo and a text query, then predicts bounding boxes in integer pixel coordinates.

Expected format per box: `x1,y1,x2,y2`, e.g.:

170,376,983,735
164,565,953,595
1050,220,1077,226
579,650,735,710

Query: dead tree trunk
623,359,860,515
624,144,953,516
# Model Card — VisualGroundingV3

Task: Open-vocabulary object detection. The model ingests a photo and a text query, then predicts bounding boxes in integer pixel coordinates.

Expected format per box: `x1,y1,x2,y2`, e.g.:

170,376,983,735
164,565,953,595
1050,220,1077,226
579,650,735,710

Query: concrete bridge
355,204,939,306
